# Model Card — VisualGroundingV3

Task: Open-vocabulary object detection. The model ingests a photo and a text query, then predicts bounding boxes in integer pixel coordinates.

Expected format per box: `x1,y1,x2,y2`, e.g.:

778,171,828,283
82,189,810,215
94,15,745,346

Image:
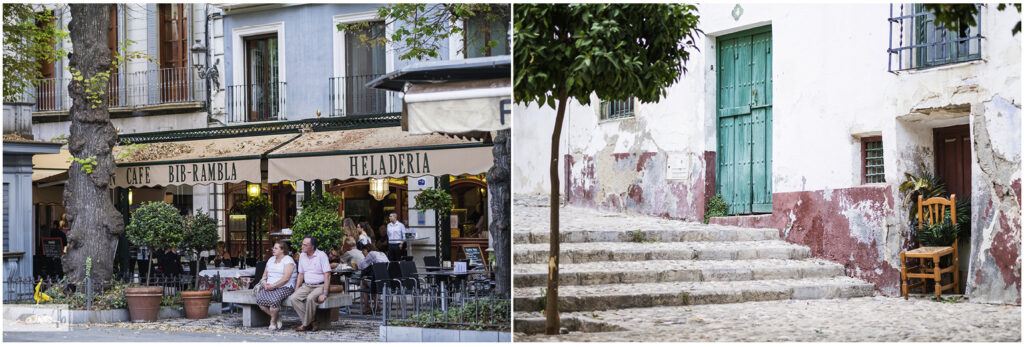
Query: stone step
512,276,875,312
513,259,843,287
513,240,810,264
513,226,779,245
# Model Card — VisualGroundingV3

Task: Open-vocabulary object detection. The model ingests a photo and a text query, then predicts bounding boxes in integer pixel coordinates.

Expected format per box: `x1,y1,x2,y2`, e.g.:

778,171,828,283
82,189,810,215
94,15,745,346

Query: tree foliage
2,3,67,101
413,187,454,216
338,3,509,61
182,209,218,290
514,4,703,334
125,201,184,286
925,3,1021,35
290,192,344,253
515,4,702,108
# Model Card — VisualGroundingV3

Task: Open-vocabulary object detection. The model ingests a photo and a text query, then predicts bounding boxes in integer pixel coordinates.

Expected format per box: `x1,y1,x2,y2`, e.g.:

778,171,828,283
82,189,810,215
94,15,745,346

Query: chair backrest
387,261,403,280
398,261,419,289
250,260,267,289
424,256,440,268
918,194,956,229
370,262,390,293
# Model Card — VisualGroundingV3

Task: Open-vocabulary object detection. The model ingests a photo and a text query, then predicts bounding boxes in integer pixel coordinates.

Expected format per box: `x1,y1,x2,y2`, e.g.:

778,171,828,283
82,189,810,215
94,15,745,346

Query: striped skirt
256,285,294,307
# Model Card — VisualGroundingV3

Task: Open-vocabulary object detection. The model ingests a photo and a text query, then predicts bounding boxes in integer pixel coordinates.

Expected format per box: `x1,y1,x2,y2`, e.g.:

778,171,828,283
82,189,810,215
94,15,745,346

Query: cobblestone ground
514,296,1021,342
86,310,380,342
512,194,1021,342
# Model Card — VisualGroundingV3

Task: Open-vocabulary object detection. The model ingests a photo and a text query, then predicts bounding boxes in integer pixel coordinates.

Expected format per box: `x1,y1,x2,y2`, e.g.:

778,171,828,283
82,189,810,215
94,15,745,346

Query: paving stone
514,259,846,287
514,241,808,264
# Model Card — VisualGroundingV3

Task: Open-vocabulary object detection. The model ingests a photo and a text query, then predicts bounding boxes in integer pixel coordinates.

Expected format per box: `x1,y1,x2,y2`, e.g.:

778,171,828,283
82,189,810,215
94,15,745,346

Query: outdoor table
428,269,487,310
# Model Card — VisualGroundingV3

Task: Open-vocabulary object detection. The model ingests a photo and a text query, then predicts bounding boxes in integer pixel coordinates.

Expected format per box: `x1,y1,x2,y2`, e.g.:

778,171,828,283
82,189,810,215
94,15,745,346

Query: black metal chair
248,260,266,289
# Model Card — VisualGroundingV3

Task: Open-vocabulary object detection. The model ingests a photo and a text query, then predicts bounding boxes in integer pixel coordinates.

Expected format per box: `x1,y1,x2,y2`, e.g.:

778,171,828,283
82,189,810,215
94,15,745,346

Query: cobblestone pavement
514,296,1021,342
51,311,380,342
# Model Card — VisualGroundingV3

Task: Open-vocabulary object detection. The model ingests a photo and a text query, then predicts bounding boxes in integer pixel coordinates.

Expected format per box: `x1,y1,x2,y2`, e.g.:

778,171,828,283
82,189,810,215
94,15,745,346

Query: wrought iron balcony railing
24,66,206,112
225,82,287,123
888,3,983,72
329,74,398,117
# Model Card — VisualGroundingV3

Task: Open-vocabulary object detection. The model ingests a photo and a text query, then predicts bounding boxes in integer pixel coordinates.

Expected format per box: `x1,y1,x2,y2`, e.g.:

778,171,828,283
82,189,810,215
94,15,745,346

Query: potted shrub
180,209,218,319
290,192,344,254
124,201,184,322
413,188,454,216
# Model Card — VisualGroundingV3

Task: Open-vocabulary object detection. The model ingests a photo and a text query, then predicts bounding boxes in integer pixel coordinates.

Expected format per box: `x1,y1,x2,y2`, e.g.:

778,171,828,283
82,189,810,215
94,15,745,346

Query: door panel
934,124,971,198
717,27,772,215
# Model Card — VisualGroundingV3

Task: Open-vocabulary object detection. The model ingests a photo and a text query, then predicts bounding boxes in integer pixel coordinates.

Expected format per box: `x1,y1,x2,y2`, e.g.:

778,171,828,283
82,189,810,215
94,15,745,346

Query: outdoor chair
397,261,425,293
249,260,266,290
900,194,960,300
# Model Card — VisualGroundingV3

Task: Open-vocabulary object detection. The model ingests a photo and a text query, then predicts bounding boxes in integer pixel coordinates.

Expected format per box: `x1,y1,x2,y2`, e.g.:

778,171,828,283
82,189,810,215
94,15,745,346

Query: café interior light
368,178,389,201
247,183,261,197
128,188,133,206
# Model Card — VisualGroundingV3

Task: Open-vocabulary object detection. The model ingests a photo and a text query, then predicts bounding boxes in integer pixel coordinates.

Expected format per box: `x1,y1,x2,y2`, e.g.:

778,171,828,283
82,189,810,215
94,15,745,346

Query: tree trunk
487,129,511,298
545,90,568,335
61,4,122,284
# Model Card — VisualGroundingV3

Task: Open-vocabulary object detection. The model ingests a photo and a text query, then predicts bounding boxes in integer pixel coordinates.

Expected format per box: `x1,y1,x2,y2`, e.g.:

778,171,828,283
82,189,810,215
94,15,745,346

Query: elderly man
340,239,364,267
289,236,331,332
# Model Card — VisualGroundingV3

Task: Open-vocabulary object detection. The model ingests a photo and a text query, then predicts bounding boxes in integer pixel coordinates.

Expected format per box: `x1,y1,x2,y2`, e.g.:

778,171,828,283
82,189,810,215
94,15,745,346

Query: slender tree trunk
61,4,122,284
487,129,511,298
545,89,568,335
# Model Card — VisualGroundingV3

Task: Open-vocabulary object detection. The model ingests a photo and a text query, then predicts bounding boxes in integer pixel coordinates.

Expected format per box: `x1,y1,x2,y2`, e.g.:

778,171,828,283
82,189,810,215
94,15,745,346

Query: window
600,98,635,120
464,13,509,58
862,136,885,184
887,4,981,72
245,34,281,121
158,4,190,102
343,21,386,115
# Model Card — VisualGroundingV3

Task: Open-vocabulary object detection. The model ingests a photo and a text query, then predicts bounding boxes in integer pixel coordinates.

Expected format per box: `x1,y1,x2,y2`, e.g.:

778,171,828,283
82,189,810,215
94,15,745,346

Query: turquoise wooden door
717,27,772,214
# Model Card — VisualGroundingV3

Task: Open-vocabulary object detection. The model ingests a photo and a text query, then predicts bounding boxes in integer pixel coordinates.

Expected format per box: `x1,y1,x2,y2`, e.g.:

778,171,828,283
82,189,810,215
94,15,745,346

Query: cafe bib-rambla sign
268,146,493,182
114,159,262,187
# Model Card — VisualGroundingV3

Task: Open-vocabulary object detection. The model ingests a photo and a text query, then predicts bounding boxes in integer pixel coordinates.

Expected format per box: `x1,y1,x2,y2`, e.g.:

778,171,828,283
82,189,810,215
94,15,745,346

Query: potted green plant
915,214,961,247
413,187,454,215
124,201,184,322
180,209,219,319
290,192,344,254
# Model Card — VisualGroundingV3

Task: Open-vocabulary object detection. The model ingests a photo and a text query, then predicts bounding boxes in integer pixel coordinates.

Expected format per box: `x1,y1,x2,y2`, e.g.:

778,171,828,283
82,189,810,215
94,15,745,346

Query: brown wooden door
158,4,189,103
934,124,971,198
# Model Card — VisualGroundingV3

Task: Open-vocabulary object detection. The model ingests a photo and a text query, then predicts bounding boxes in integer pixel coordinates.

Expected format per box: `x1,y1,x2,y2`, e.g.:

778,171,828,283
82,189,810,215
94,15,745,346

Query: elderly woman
257,240,297,330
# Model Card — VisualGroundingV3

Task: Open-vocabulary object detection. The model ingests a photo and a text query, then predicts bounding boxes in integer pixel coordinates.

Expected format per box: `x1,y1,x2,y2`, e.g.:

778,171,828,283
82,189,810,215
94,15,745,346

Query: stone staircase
512,196,875,313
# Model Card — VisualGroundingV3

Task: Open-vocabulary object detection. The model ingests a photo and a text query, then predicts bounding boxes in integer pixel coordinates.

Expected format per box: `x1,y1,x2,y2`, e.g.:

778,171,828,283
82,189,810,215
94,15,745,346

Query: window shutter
147,3,160,104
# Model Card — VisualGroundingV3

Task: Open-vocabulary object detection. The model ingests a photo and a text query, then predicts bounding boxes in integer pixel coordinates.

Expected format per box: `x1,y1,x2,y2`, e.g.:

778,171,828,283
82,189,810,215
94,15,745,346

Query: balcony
887,3,983,72
24,66,206,113
329,74,398,117
225,82,287,123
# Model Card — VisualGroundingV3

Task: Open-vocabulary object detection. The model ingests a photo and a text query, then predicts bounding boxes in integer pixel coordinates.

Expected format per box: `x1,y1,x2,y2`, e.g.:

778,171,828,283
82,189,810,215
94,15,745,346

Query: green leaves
413,187,454,216
3,4,68,101
514,4,703,109
703,194,729,223
125,201,185,252
182,209,219,257
289,192,344,253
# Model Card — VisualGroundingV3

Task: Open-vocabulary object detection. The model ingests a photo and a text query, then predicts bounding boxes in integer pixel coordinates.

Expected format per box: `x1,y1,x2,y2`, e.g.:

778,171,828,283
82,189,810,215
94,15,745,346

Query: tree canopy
338,3,509,61
2,4,67,101
514,4,702,109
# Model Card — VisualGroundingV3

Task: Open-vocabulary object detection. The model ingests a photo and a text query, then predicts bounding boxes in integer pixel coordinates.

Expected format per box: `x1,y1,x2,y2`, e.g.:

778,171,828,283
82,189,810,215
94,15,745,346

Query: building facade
513,3,1020,304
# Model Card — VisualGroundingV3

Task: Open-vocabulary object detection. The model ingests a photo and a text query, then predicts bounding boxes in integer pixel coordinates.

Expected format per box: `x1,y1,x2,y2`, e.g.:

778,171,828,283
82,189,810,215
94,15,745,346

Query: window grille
599,98,635,120
887,3,982,72
862,137,885,184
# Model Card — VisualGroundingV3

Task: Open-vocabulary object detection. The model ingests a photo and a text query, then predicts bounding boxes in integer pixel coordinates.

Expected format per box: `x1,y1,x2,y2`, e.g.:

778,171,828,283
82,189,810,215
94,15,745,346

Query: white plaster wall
513,3,1021,195
32,112,207,141
511,102,566,195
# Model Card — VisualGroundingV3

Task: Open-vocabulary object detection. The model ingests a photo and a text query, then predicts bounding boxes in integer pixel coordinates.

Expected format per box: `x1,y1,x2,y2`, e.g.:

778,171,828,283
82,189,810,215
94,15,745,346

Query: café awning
266,127,493,182
404,78,511,135
32,148,71,183
112,134,298,188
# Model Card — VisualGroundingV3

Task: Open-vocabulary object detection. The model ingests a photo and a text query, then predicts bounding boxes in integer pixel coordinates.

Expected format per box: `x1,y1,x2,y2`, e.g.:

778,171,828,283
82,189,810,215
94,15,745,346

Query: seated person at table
357,243,389,314
212,244,233,267
328,249,342,264
288,236,331,332
340,239,364,268
257,240,296,331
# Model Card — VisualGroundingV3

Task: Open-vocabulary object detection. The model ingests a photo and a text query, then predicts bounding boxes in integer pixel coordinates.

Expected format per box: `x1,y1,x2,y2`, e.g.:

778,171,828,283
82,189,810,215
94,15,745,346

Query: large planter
181,290,212,319
125,286,163,322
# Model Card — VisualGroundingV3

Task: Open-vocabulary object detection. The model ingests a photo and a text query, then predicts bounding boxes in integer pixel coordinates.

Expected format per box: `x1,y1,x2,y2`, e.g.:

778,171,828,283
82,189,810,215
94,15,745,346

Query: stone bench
222,289,352,327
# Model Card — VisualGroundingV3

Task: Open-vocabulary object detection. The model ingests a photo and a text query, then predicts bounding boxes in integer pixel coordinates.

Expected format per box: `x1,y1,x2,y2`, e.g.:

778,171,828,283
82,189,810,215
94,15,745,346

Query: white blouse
265,255,297,288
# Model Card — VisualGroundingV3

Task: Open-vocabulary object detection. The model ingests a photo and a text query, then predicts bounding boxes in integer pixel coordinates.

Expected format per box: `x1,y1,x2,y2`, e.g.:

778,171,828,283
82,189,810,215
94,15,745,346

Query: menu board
42,237,63,257
462,245,484,267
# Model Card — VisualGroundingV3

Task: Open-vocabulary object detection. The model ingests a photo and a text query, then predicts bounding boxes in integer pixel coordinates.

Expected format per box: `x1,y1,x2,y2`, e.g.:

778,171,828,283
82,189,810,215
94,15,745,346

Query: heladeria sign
268,146,494,182
114,159,262,188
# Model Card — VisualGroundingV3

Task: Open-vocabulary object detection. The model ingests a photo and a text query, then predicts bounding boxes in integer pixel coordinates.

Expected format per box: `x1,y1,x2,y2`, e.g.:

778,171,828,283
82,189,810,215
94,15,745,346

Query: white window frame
448,19,464,60
332,11,396,114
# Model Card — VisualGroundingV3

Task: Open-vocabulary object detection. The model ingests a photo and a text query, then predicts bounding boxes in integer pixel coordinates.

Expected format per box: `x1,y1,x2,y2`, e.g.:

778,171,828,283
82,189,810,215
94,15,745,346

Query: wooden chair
900,194,960,300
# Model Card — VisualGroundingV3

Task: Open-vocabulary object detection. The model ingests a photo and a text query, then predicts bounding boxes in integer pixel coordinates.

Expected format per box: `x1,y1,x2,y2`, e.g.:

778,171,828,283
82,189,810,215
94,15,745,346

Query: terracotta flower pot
181,290,213,319
125,286,163,322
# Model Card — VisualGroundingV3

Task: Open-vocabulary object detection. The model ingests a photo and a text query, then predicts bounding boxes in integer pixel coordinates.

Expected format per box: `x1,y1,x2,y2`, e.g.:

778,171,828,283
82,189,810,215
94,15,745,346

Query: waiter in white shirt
386,212,408,260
